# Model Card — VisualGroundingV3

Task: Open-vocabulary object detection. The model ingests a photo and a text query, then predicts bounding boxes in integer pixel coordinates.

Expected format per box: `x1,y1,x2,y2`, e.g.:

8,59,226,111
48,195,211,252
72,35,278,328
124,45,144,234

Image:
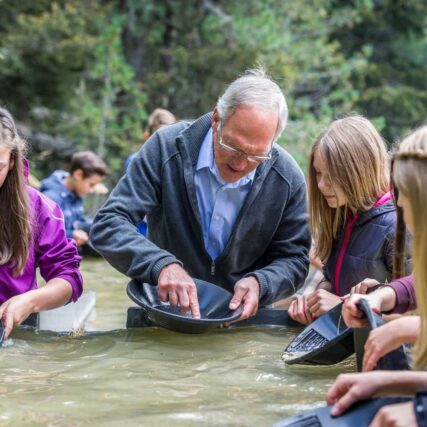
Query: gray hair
216,68,288,141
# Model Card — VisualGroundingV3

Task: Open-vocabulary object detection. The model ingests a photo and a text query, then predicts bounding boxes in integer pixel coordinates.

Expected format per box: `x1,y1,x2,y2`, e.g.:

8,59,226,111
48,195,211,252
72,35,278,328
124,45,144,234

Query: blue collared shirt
194,128,256,260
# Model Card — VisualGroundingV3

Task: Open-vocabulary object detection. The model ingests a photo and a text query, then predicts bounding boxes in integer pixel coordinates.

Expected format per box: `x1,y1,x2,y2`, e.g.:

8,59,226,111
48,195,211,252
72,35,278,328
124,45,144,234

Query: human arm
363,316,420,371
35,193,83,302
90,134,182,285
342,275,416,328
326,371,427,416
248,174,311,305
0,278,72,339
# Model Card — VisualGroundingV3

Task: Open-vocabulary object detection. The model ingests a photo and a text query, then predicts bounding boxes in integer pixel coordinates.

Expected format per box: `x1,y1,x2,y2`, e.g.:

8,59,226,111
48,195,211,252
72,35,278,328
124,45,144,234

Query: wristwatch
415,391,427,427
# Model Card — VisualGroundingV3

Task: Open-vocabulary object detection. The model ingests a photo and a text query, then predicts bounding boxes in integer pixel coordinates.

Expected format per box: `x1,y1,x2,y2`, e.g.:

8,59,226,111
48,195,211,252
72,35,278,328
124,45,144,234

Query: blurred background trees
0,0,425,182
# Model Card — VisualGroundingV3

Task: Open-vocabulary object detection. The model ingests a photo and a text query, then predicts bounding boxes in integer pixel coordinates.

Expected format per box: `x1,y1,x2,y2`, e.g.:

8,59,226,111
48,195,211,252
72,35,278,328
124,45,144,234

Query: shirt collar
196,127,256,187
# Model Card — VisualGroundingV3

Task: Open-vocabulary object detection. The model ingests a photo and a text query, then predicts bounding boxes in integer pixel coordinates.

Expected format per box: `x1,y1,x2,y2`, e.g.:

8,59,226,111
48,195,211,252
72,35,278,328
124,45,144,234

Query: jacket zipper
334,213,359,295
210,261,215,276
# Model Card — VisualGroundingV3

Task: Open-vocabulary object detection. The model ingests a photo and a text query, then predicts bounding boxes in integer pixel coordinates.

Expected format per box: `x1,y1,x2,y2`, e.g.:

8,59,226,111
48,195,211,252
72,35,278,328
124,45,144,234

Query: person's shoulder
27,186,64,220
270,144,305,186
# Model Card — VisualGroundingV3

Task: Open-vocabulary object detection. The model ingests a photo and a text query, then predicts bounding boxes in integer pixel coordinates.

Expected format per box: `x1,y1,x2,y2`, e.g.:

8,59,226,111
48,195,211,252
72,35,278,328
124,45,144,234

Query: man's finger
168,290,178,306
229,286,246,310
188,287,200,319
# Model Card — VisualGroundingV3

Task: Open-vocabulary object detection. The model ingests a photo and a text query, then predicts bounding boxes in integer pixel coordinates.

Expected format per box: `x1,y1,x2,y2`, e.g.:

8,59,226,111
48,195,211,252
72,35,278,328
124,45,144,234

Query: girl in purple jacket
0,107,83,339
289,116,410,324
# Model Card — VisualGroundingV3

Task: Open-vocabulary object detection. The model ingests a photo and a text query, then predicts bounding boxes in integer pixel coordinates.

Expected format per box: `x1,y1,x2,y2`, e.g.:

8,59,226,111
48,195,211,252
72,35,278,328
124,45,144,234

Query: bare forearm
378,371,427,395
375,286,397,312
27,278,73,312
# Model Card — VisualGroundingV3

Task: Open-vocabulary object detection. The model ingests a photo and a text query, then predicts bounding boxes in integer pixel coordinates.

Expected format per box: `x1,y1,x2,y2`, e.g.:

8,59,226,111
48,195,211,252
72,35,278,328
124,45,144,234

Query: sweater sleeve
247,179,311,304
384,275,416,314
35,193,83,302
90,134,180,285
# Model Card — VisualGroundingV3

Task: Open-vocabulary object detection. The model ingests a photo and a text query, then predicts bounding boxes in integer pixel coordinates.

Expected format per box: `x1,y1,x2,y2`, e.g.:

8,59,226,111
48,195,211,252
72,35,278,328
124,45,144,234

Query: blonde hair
0,108,31,276
392,125,427,369
308,116,390,261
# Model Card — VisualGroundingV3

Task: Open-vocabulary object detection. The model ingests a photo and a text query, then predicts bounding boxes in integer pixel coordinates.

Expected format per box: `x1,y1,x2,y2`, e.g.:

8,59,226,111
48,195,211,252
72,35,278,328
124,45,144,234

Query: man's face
212,105,278,183
73,170,104,197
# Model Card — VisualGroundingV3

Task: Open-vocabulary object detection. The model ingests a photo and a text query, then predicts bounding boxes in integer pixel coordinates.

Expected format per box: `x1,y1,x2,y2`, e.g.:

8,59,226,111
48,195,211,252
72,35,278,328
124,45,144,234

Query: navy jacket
40,170,92,239
91,113,311,304
324,199,411,296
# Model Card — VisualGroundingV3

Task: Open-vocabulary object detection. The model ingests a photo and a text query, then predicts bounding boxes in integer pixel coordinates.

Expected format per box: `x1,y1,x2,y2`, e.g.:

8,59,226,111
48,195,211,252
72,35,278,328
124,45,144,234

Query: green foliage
0,0,425,180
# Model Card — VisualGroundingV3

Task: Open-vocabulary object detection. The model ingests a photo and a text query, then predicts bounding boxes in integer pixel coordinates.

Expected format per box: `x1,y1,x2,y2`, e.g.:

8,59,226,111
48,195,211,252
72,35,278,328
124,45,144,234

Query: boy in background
40,151,107,252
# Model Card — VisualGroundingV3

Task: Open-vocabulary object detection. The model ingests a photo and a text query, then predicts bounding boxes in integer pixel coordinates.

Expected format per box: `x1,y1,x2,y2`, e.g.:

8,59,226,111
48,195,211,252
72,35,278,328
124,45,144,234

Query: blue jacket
91,113,311,304
324,198,412,296
40,170,92,239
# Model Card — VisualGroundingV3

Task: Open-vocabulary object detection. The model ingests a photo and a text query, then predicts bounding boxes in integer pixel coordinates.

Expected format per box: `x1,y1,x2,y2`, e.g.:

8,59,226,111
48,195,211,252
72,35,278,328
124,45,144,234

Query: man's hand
157,264,200,318
306,289,341,318
229,276,260,321
73,229,89,247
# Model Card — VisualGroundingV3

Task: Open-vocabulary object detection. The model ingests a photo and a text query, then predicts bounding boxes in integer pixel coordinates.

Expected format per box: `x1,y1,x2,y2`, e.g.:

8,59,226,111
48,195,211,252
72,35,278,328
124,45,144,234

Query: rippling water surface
0,259,355,426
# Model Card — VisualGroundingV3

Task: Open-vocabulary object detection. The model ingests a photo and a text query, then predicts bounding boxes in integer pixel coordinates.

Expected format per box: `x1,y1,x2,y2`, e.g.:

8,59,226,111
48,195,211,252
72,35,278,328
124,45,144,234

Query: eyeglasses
217,126,272,164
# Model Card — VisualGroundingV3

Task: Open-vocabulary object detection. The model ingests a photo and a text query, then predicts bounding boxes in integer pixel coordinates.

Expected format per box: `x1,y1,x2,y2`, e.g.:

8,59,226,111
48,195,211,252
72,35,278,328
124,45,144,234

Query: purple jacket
386,275,416,314
0,186,83,304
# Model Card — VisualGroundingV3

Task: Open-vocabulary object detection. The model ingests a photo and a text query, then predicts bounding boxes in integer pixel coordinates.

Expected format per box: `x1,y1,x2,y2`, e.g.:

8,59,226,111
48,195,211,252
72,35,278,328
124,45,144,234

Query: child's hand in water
306,289,341,318
363,316,420,371
0,292,36,339
288,294,314,325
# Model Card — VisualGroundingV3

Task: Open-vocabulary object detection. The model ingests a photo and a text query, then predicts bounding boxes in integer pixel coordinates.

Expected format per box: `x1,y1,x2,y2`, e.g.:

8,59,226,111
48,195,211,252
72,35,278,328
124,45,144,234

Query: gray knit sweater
91,113,310,304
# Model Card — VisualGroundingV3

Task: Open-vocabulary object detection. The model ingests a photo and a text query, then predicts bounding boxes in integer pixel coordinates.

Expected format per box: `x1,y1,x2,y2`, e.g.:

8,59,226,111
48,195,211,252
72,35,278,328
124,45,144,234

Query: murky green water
0,259,355,426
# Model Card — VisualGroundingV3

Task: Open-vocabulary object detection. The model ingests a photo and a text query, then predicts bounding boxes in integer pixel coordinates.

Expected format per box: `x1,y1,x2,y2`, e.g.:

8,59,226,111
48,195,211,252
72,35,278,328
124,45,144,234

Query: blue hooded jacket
40,170,92,239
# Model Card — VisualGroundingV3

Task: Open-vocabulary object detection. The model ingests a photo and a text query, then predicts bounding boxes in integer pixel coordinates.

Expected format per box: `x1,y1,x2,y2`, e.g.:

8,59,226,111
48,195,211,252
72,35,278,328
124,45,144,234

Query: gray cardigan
91,113,310,304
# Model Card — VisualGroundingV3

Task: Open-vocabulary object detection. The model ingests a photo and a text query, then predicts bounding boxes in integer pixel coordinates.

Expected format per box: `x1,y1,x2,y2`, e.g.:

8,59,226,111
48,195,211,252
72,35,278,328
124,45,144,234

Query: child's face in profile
73,170,104,197
397,192,413,234
313,150,347,208
0,146,13,189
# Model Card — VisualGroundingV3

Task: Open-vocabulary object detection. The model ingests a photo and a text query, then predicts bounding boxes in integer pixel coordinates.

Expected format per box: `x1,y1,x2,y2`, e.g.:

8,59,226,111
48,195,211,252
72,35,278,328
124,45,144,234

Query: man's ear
212,107,220,133
73,169,84,180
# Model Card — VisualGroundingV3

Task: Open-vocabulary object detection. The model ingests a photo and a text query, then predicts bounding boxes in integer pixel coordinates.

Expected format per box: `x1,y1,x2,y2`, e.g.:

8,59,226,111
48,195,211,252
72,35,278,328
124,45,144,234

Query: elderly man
91,68,310,321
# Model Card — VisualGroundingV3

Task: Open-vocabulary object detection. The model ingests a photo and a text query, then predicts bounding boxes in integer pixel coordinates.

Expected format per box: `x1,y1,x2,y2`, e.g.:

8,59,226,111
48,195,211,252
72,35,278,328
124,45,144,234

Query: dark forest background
0,0,426,184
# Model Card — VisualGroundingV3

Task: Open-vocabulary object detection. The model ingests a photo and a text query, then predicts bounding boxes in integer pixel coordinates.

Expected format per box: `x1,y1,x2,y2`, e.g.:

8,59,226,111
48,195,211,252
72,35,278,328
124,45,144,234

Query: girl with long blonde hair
326,126,427,426
0,107,83,339
289,116,411,324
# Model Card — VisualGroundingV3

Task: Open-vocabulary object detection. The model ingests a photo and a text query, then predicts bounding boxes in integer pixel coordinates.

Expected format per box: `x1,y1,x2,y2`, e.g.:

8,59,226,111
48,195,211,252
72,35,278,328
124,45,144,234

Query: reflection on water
0,258,355,426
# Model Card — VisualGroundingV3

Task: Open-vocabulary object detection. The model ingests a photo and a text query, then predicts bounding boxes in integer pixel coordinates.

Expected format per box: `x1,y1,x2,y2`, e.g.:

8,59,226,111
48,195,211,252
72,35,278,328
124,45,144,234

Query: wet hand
0,292,36,339
229,276,259,321
363,316,420,371
369,401,416,427
158,264,200,318
288,294,313,325
342,293,381,328
326,372,384,416
306,289,341,318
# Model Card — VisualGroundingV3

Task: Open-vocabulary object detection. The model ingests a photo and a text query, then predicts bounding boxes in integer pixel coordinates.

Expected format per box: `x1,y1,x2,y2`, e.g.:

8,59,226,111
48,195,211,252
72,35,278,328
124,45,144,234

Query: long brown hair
0,108,31,276
308,116,390,261
392,126,427,369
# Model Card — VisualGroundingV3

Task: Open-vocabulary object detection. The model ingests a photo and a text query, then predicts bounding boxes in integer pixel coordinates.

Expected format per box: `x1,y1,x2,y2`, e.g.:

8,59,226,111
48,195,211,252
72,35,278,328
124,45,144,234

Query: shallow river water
0,259,355,426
